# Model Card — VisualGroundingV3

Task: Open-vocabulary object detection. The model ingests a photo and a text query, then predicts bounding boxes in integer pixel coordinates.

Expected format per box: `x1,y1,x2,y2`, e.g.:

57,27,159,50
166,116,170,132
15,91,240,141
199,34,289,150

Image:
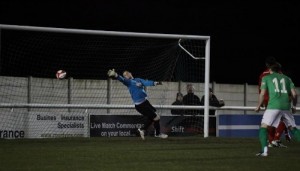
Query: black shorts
135,100,157,120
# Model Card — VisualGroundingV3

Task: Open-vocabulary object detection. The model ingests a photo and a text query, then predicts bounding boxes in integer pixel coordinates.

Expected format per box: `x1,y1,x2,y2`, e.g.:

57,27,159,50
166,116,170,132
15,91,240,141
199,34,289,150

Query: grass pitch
0,136,300,171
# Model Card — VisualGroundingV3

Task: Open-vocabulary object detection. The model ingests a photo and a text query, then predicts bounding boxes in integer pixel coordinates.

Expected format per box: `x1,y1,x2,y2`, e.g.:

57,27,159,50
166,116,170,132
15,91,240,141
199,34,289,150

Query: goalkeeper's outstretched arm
107,68,162,86
139,78,162,86
154,81,163,86
107,69,130,86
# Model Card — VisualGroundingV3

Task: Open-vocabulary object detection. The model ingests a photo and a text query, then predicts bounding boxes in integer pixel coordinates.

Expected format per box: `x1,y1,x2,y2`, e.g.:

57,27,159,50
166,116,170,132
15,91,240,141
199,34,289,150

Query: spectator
200,88,225,115
182,83,201,115
171,92,184,115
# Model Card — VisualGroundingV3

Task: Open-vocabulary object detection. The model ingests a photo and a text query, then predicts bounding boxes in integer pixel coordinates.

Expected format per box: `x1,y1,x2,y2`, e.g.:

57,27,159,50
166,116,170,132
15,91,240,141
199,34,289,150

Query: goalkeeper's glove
107,69,118,78
154,81,163,86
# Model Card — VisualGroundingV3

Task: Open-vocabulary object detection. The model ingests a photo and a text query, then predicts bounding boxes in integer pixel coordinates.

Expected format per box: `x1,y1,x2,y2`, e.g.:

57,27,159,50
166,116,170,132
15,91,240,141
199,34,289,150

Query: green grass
0,136,300,171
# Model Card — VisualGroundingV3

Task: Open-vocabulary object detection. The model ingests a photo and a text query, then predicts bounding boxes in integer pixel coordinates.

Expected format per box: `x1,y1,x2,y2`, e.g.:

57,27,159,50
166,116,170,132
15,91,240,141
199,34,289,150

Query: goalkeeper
107,69,168,140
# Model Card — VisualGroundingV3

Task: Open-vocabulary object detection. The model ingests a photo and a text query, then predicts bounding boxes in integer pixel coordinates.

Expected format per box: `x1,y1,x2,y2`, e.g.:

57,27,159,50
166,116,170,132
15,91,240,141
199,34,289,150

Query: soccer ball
56,70,67,79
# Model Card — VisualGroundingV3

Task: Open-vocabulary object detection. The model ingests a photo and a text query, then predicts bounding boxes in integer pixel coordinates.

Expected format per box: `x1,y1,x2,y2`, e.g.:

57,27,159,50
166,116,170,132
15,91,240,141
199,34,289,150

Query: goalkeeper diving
107,69,168,140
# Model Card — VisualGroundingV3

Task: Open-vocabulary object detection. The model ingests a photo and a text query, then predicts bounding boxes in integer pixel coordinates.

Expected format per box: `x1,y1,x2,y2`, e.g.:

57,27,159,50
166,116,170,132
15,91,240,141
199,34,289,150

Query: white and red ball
56,70,67,79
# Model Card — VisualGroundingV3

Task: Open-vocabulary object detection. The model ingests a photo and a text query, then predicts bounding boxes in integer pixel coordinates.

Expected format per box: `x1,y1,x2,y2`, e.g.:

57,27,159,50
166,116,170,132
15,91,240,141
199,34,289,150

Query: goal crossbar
0,24,210,40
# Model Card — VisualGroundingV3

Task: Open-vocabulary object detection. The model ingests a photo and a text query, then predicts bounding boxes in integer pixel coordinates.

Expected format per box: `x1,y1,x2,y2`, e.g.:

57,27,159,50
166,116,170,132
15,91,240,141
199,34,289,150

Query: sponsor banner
0,111,27,139
90,115,216,137
28,112,88,138
218,114,300,137
0,111,88,139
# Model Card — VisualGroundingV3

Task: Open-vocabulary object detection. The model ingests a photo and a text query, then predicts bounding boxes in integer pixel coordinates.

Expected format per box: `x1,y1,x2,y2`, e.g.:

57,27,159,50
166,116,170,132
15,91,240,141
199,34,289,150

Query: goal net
0,24,211,139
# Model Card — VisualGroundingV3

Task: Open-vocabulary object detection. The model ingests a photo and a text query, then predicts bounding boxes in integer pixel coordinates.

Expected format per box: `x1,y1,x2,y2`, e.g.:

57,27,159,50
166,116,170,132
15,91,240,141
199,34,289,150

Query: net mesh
0,28,210,138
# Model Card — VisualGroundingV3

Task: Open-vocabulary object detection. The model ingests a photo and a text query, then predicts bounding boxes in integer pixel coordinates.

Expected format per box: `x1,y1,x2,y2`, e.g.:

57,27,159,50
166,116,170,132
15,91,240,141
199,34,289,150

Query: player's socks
284,127,289,135
267,126,275,144
153,120,161,135
142,119,153,131
274,122,286,140
259,127,268,152
285,132,291,142
291,128,300,141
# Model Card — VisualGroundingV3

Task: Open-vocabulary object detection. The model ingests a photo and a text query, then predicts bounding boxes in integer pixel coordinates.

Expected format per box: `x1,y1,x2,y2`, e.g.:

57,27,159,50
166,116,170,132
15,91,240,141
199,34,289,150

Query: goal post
0,24,211,138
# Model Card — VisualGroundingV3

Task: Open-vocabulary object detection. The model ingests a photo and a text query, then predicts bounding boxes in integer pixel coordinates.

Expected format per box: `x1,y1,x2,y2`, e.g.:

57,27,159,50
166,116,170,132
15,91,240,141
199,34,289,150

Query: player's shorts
282,112,297,127
135,100,157,120
261,109,285,127
261,109,296,128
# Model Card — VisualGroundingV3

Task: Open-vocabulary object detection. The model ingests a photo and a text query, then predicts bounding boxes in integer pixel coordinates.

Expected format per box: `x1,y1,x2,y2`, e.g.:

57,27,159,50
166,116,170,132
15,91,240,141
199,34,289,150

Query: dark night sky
0,0,299,85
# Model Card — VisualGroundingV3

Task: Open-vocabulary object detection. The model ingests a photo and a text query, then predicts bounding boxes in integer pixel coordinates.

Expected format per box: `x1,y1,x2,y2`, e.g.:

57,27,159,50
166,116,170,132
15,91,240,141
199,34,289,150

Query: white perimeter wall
1,76,300,115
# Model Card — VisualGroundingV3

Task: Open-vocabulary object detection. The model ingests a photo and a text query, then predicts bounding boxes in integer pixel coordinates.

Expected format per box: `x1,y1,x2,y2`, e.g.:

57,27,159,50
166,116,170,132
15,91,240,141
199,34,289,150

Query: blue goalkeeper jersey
116,75,155,104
